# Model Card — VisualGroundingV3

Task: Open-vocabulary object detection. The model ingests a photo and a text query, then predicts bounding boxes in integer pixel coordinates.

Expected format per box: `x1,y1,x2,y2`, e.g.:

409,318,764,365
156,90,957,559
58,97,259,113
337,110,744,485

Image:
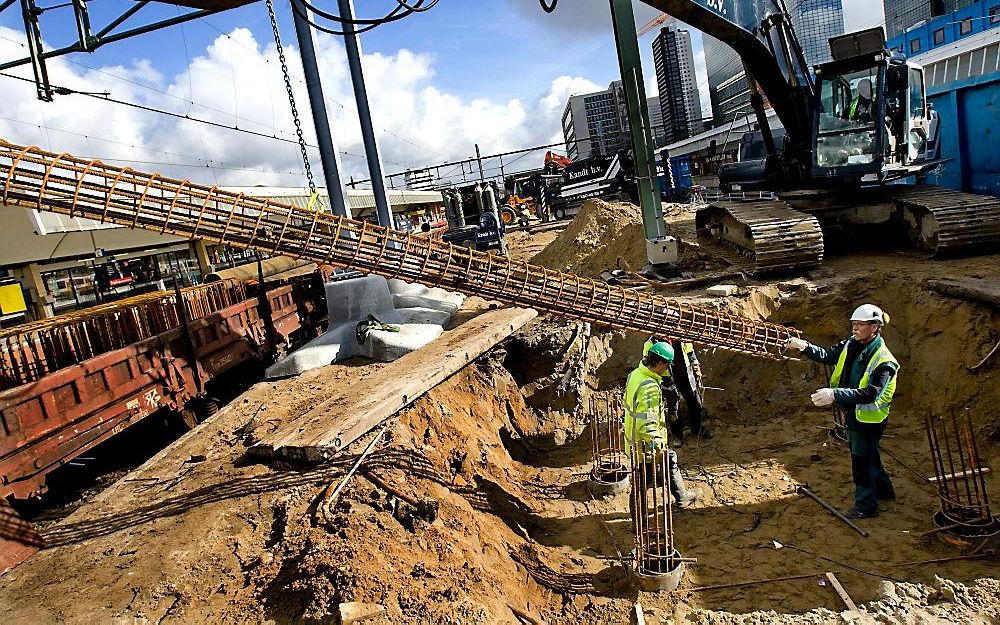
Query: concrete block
266,276,464,378
364,324,444,362
706,284,738,297
338,602,385,624
327,275,395,320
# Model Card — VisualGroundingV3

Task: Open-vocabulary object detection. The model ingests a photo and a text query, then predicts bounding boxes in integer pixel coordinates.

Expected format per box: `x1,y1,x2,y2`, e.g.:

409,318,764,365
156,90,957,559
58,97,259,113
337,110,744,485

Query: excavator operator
847,78,874,124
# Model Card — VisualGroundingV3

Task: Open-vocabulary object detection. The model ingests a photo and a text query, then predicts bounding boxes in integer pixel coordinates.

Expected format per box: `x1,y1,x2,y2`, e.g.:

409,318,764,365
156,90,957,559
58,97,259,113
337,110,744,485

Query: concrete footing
629,549,685,592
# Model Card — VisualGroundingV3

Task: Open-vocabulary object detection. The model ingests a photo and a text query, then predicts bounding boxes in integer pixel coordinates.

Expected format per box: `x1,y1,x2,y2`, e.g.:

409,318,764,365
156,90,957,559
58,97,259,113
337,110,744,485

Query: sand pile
530,200,646,277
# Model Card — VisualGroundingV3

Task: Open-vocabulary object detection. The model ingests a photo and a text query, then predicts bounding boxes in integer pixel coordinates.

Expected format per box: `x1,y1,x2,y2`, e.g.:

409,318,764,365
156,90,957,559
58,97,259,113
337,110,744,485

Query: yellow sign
0,282,27,314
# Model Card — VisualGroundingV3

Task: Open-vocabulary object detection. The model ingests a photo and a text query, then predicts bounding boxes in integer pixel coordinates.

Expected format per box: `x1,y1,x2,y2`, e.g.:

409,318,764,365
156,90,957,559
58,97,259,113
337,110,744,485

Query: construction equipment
0,139,801,360
0,276,319,500
622,1,1000,272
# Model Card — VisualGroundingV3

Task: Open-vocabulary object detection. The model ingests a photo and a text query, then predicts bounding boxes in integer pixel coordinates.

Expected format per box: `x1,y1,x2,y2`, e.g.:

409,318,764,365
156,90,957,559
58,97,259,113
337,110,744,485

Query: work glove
810,388,835,407
785,337,809,352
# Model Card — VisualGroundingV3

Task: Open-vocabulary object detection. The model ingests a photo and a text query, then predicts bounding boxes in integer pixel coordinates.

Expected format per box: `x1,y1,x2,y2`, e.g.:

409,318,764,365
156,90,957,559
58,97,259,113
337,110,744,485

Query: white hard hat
858,78,873,100
850,303,886,323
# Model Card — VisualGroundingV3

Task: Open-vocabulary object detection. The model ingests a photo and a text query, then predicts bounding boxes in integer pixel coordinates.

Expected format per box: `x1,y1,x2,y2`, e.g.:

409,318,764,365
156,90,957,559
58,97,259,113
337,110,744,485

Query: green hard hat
649,341,674,362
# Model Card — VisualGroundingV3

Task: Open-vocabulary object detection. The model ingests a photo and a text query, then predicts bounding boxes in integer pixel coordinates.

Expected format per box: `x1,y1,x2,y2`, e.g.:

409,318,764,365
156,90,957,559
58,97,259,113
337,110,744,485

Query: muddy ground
1,202,998,624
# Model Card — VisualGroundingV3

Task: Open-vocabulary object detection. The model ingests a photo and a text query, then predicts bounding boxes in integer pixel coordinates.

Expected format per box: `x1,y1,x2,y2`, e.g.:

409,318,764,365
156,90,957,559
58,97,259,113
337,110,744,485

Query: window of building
960,18,973,35
933,29,945,45
910,39,921,54
985,43,1000,74
991,6,1000,25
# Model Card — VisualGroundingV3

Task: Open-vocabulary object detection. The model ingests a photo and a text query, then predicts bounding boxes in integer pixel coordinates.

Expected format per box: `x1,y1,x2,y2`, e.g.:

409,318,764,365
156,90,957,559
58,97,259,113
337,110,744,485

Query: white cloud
0,25,599,188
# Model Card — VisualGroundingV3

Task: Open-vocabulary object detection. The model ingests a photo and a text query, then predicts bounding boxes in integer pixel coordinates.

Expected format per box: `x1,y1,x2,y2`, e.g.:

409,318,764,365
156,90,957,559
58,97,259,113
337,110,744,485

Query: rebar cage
0,140,804,360
588,391,628,485
925,411,997,536
630,440,682,575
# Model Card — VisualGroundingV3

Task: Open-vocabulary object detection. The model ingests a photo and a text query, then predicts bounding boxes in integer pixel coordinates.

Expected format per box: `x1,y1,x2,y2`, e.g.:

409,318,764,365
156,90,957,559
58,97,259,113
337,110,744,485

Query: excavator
626,0,1000,272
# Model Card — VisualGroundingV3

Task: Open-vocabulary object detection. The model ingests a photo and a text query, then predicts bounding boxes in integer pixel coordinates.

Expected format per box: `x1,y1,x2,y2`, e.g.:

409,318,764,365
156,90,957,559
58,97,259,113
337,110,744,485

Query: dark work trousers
665,377,704,439
848,420,895,515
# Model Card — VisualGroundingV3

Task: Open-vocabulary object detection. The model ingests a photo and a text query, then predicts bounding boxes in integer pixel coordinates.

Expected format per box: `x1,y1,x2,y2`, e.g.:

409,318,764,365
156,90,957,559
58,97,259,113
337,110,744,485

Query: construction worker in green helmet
785,304,898,519
641,335,711,446
624,341,699,510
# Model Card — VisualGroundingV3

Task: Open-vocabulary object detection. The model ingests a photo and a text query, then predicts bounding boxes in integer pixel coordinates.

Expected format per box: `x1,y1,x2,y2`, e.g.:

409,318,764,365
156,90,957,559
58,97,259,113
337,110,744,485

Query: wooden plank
928,467,991,483
256,307,537,462
825,572,858,613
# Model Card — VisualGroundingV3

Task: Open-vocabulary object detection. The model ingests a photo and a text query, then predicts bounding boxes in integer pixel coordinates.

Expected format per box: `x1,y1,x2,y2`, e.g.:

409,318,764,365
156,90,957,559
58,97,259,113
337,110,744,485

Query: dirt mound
250,362,559,624
530,200,646,277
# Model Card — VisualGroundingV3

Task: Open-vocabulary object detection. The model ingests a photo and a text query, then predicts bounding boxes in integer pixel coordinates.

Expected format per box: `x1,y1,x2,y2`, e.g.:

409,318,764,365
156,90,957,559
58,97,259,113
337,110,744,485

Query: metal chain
266,0,317,196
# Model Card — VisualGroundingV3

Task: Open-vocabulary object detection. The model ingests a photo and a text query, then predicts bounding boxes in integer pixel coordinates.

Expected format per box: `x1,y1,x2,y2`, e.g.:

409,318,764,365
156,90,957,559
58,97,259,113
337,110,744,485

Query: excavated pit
236,268,1000,624
2,202,999,623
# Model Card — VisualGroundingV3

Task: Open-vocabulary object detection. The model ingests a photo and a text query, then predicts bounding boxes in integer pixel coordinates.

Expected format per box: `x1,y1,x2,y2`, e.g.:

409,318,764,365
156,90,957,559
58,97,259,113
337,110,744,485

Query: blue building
888,2,1000,195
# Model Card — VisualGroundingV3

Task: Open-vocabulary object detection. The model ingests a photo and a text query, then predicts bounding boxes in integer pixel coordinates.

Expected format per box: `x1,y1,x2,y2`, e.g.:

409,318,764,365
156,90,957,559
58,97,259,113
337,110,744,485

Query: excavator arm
640,0,815,157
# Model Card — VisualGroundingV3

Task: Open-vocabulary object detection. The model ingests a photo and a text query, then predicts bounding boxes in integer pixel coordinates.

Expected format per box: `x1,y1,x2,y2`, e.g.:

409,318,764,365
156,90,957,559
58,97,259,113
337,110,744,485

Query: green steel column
608,0,664,240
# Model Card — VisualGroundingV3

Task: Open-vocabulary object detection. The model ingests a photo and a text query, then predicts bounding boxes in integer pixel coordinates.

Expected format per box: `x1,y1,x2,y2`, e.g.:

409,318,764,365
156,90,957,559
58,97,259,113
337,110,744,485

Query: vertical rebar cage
925,412,998,537
588,391,628,485
630,440,682,578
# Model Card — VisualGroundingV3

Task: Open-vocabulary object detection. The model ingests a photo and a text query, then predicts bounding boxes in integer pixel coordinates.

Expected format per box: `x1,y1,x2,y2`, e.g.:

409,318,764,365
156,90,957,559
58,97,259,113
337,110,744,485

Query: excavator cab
812,28,890,183
812,27,939,185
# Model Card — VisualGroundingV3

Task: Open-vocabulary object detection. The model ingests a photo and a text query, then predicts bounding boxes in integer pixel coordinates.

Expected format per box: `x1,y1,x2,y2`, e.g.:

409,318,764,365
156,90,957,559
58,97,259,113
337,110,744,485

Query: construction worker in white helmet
623,341,700,511
785,304,899,519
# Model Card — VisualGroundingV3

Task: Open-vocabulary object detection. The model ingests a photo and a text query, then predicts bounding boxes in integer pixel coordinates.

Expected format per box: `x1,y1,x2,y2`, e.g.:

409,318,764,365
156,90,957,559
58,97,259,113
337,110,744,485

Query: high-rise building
789,0,846,66
703,33,753,128
561,82,629,160
652,23,704,144
647,96,666,147
883,0,978,40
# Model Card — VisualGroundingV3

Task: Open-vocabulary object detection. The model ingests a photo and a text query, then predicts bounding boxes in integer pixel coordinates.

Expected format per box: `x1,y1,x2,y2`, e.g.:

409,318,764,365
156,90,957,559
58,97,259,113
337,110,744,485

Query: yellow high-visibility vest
830,341,899,424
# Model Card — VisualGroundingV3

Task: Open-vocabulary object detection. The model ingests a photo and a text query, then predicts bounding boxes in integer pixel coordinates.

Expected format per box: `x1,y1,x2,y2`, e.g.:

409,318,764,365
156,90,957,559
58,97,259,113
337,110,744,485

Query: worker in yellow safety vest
786,304,899,519
642,336,711,446
624,341,699,509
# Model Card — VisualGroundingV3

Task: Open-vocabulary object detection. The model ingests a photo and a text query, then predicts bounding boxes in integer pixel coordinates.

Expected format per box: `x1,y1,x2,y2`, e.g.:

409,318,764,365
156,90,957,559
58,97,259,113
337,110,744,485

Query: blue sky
0,0,884,185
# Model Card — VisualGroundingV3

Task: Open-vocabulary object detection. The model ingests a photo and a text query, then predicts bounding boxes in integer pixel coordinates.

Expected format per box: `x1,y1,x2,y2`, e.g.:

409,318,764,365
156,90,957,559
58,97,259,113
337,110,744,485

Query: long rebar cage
0,140,804,360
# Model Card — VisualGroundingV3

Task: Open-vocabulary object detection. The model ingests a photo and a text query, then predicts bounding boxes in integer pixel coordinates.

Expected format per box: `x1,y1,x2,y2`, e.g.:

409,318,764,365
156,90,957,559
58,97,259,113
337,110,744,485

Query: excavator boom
641,0,815,152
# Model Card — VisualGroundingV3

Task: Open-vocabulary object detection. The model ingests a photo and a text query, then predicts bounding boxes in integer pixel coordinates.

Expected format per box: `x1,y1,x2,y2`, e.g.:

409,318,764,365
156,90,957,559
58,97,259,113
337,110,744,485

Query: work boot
697,426,713,440
675,486,700,509
667,451,699,508
845,506,878,519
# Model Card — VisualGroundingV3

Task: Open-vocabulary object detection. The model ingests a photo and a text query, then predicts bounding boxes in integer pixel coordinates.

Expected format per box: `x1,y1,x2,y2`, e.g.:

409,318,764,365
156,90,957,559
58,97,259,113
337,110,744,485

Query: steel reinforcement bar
0,280,247,390
0,140,800,358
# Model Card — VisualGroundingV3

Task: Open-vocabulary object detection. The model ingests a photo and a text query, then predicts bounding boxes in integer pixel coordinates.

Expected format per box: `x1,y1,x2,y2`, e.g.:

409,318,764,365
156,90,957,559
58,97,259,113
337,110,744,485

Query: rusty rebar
630,441,680,575
0,280,247,390
589,391,627,483
925,412,995,531
0,140,803,360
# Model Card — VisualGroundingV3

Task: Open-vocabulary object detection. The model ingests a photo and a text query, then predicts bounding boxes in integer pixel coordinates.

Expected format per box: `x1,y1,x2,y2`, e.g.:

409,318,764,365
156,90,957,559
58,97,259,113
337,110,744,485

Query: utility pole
289,6,351,218
475,143,485,182
338,0,394,229
608,0,664,241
